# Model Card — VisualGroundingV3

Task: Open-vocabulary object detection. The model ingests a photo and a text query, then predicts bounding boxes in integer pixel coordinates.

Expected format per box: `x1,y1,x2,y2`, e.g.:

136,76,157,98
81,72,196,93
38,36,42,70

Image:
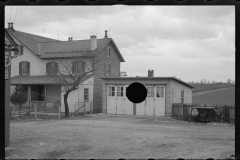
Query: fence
172,103,235,123
11,101,61,119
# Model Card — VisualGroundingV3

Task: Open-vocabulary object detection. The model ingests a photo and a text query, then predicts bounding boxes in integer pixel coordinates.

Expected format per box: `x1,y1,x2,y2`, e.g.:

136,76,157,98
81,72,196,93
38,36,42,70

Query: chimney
90,35,97,51
104,30,108,38
148,70,154,77
8,22,14,30
68,37,72,41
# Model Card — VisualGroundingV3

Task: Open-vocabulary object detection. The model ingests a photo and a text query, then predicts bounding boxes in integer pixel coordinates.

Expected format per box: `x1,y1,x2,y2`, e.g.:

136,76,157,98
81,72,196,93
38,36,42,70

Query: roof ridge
39,38,111,43
6,29,59,41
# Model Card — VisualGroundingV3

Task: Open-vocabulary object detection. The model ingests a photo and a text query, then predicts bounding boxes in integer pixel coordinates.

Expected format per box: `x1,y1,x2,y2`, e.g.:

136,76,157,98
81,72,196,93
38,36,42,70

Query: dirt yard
6,114,235,159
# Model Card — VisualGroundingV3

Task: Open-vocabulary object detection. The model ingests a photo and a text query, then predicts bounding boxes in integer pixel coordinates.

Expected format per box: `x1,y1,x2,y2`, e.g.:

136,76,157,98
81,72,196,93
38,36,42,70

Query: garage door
107,85,165,116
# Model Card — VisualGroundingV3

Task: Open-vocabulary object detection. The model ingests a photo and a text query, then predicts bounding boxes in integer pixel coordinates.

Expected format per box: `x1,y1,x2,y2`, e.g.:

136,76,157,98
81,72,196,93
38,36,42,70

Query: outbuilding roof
11,74,93,85
101,77,194,88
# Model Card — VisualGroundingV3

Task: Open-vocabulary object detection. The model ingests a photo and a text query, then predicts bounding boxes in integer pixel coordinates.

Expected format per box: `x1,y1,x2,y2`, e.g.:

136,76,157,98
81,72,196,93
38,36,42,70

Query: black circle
126,82,147,103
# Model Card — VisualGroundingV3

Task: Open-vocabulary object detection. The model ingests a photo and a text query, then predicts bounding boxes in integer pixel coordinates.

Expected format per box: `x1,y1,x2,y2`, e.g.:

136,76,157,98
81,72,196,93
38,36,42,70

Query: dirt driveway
6,114,235,159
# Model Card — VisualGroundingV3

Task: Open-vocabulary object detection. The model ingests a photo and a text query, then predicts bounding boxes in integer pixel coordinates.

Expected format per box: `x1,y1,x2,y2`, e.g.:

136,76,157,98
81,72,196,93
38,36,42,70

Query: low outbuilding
101,70,194,117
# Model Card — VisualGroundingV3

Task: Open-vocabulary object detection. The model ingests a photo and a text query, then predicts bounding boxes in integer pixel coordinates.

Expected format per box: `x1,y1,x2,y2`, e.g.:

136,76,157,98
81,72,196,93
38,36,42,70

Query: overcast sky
5,6,235,83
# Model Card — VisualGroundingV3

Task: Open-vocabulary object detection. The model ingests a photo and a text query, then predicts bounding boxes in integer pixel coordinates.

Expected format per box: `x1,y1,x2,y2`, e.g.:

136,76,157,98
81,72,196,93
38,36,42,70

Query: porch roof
11,74,93,85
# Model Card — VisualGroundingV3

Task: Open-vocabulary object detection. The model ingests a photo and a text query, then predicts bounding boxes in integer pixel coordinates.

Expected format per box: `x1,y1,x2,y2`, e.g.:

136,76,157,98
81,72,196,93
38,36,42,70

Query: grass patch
193,87,235,105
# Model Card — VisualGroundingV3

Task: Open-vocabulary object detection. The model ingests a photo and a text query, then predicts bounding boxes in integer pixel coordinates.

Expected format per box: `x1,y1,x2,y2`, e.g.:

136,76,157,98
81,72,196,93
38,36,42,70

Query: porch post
45,85,47,111
29,86,31,110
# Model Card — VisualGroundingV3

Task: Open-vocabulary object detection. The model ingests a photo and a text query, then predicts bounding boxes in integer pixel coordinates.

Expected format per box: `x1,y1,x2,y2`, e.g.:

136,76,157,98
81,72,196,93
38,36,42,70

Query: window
181,90,184,104
84,88,89,101
156,86,164,98
73,61,85,74
15,45,23,55
19,61,29,76
147,86,154,97
117,86,124,97
76,61,83,74
108,86,115,96
106,47,110,58
46,62,58,75
105,64,110,76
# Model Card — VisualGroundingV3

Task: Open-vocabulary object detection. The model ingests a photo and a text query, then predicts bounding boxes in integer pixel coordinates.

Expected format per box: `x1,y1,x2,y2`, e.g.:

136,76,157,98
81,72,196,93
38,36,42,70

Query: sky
5,5,235,83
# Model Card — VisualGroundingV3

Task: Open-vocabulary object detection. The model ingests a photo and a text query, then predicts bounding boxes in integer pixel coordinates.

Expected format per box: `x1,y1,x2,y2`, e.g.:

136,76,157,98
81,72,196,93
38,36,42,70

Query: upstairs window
104,64,110,76
181,90,184,104
46,62,58,75
106,47,110,58
19,61,30,76
15,45,23,55
72,61,85,74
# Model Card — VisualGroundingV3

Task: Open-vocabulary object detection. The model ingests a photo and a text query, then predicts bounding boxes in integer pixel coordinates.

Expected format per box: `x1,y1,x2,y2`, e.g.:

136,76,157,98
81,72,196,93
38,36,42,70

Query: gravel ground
6,114,235,159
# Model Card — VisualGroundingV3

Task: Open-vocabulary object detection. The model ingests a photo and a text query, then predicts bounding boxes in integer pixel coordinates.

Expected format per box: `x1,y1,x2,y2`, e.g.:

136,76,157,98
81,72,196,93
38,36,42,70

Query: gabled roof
5,28,59,56
39,38,125,62
38,38,110,59
101,77,194,88
11,74,93,85
6,29,125,62
5,29,18,47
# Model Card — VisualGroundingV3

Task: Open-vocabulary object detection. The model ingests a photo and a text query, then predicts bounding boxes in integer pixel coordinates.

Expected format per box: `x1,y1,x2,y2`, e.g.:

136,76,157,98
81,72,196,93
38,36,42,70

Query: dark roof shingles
6,29,58,56
39,39,111,58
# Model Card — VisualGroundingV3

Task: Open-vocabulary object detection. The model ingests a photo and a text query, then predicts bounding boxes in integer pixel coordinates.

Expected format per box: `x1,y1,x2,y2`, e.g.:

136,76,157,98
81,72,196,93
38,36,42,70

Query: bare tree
55,57,101,118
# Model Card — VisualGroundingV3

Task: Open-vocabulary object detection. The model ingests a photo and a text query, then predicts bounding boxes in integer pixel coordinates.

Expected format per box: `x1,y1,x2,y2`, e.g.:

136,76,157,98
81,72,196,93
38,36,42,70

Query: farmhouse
6,22,125,114
102,70,194,116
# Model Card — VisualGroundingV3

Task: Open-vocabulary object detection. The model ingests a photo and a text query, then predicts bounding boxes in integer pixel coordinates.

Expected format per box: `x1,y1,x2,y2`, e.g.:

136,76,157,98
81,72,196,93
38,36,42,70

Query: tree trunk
63,93,70,118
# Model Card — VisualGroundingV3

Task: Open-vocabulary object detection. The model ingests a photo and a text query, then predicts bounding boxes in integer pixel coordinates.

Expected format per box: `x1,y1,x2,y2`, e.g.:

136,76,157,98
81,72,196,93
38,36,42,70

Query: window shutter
81,61,85,73
72,61,76,74
27,62,30,75
105,47,108,57
108,65,110,76
55,62,58,75
108,48,110,57
19,62,22,76
46,63,49,75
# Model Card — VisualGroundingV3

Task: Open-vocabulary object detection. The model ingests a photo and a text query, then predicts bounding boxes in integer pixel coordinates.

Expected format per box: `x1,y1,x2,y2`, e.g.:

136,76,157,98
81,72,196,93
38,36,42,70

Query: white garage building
101,72,194,117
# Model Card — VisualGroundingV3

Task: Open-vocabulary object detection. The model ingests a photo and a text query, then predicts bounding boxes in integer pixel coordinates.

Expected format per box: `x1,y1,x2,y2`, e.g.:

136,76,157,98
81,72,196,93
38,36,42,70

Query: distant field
191,84,235,93
192,87,235,105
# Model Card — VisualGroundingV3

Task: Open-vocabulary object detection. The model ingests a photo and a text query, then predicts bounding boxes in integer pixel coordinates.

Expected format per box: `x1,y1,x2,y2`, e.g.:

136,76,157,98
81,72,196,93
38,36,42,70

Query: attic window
106,47,110,58
15,45,23,55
